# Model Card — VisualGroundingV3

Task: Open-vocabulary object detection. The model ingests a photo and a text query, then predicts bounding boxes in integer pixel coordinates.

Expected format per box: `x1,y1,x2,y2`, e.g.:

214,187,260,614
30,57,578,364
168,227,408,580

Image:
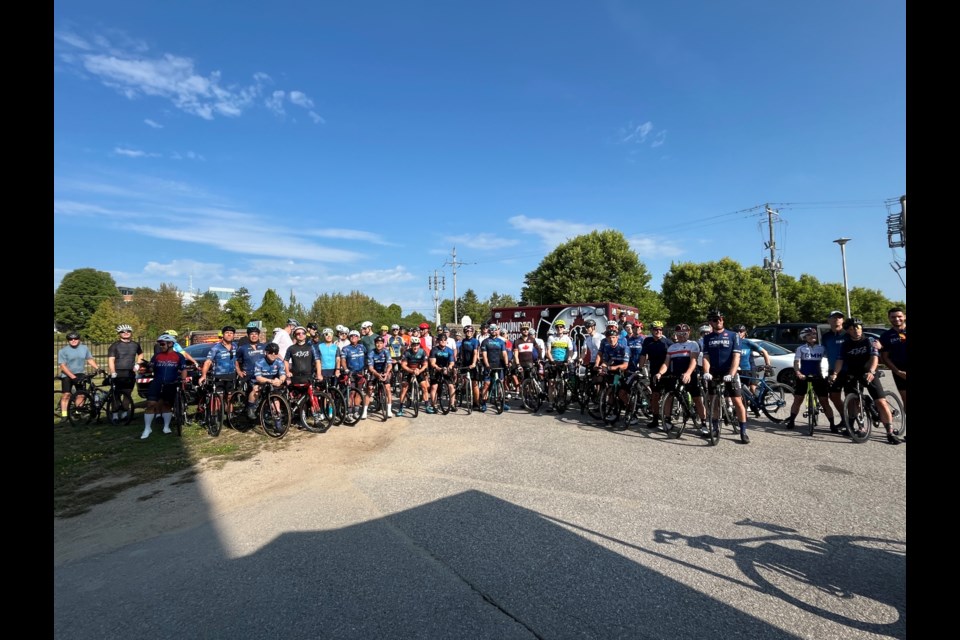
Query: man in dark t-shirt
107,323,143,422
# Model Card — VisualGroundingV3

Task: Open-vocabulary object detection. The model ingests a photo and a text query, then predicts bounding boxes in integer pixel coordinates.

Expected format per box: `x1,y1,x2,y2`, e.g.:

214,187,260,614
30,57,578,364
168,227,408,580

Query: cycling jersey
702,330,739,374
150,350,186,384
368,348,391,374
481,337,507,369
402,347,428,369
255,357,285,379
341,344,368,373
547,333,576,362
737,338,763,372
640,335,673,372
513,336,539,366
665,340,700,375
581,332,603,365
108,340,142,377
431,345,455,368
236,343,266,377
879,328,906,370
285,343,317,381
625,335,644,371
207,342,238,377
795,344,827,377
387,336,405,359
821,330,847,370
316,342,340,371
598,341,629,366
459,337,480,366
839,336,879,374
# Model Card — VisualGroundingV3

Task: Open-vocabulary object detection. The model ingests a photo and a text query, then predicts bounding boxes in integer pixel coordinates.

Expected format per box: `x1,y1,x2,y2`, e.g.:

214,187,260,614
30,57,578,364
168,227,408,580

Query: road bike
399,371,423,418
842,371,904,444
454,367,474,415
55,371,109,426
200,375,236,437
487,368,506,414
520,364,546,413
659,375,706,439
739,368,794,423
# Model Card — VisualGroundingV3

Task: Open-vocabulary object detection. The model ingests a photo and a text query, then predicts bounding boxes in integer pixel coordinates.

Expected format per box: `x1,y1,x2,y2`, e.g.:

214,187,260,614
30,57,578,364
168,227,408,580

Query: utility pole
763,204,784,323
442,246,469,325
886,195,906,287
428,271,445,327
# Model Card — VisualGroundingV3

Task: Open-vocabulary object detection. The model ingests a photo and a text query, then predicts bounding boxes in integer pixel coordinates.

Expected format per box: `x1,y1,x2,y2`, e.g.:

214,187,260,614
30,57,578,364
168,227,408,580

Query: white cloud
326,266,415,284
651,131,667,148
265,90,285,115
308,111,325,124
144,118,163,128
306,228,393,245
618,120,667,149
54,200,118,217
114,146,160,158
444,233,519,250
626,235,684,259
288,91,313,108
508,215,602,248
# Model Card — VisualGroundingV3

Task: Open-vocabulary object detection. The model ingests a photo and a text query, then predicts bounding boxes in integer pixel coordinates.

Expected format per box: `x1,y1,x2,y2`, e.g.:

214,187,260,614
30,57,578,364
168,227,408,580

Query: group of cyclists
57,305,906,445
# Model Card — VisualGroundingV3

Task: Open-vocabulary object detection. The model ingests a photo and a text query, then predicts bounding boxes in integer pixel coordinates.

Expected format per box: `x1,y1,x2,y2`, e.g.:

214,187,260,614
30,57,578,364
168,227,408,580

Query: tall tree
54,268,120,333
86,299,139,343
255,289,287,331
660,258,776,327
184,292,224,331
285,289,308,326
520,230,653,307
224,288,254,327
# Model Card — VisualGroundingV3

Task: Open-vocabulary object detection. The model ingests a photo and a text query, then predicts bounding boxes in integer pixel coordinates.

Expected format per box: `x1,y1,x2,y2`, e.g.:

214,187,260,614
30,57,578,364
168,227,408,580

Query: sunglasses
652,327,664,331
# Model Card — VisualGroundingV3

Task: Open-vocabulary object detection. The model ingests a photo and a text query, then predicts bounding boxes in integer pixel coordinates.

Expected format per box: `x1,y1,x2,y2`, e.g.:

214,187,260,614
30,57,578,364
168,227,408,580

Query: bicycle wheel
661,391,688,438
403,381,421,418
760,382,793,423
551,377,568,414
884,391,905,438
260,392,292,438
437,382,452,415
599,386,621,425
88,388,108,424
300,391,335,432
843,392,872,443
225,390,251,432
171,389,185,436
586,383,603,420
456,377,473,415
66,393,87,426
206,392,223,437
521,378,542,412
491,380,505,414
342,385,366,424
706,394,722,446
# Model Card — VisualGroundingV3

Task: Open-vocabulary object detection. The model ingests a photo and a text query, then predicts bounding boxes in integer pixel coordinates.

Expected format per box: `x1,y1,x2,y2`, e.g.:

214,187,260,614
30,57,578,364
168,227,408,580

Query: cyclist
442,325,458,361
580,318,603,369
654,324,705,430
459,325,481,408
398,336,430,416
638,321,673,429
271,318,298,357
480,324,508,412
158,330,199,367
511,323,540,393
821,310,848,429
236,324,266,397
830,317,900,445
702,310,750,443
367,335,394,418
199,326,239,399
733,324,772,402
879,307,907,412
107,323,144,423
428,333,456,414
624,322,644,375
342,329,370,420
315,328,342,382
785,327,835,432
335,325,350,350
419,322,433,353
546,319,577,364
596,325,630,412
306,322,321,347
57,331,100,422
251,342,287,422
360,320,376,353
141,334,187,439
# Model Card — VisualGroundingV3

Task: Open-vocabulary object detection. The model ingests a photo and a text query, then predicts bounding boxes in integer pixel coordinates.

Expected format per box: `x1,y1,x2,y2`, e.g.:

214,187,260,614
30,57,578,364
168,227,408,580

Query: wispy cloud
144,118,163,129
626,234,683,259
618,120,666,148
508,215,602,248
169,150,205,161
306,228,394,246
114,146,160,158
444,233,519,250
55,28,324,124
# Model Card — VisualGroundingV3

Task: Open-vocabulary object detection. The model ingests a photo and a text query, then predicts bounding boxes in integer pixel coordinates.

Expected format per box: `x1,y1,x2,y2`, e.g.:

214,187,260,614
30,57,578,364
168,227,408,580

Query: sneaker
386,409,393,419
140,427,152,440
162,426,173,434
396,408,404,417
829,423,840,434
785,420,795,430
480,403,487,413
659,420,672,432
886,432,901,445
740,431,751,444
648,418,660,428
699,426,711,437
246,409,257,420
120,411,129,420
361,409,368,420
425,405,436,414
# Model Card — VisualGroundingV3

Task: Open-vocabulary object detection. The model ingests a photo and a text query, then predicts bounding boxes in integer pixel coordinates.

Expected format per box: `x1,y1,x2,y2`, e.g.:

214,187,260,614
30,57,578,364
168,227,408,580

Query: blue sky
54,1,906,318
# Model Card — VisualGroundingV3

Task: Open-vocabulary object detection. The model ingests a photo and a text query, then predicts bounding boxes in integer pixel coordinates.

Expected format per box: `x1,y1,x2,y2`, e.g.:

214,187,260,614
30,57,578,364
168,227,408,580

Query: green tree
126,284,184,337
224,287,253,327
285,290,308,326
184,292,224,331
255,289,287,330
520,230,653,308
86,299,139,343
849,288,894,324
661,258,776,327
54,268,120,333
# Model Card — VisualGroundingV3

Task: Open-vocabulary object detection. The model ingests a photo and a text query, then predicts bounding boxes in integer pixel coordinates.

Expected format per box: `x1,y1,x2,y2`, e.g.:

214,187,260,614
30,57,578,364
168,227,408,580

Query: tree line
54,231,904,341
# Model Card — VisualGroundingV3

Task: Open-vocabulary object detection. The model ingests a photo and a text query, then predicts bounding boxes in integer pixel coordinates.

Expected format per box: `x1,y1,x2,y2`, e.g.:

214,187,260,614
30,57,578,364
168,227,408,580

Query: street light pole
833,238,852,318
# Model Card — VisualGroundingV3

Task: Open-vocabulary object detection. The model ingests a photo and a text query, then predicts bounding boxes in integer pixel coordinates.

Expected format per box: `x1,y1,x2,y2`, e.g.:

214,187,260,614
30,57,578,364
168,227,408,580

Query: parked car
743,339,828,389
748,322,885,352
135,343,212,396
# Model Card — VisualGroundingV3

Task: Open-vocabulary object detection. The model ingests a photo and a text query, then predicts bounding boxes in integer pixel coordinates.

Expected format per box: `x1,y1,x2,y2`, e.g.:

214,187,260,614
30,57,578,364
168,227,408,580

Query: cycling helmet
651,320,665,329
116,324,133,333
554,319,566,327
265,342,280,354
306,322,319,331
361,321,373,329
391,324,400,330
843,317,863,329
605,326,619,337
286,318,299,326
380,325,389,332
699,324,711,335
336,325,348,334
322,327,334,336
246,325,260,334
348,329,360,337
799,327,818,338
66,331,80,340
410,337,421,344
584,319,596,328
520,322,531,328
675,323,690,333
165,330,179,337
419,322,430,330
706,310,723,320
732,324,747,333
488,323,498,331
156,334,175,343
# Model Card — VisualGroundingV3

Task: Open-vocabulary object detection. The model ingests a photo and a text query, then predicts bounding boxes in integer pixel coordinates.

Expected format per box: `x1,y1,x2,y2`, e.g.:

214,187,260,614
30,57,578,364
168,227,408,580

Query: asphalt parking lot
54,386,906,640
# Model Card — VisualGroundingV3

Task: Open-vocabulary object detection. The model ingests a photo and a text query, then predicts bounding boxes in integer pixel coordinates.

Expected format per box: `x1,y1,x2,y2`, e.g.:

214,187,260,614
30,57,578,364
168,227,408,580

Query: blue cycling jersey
207,342,237,376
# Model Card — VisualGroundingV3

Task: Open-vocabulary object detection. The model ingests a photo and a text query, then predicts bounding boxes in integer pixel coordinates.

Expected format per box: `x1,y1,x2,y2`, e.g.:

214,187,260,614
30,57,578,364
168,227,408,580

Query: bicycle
598,369,631,427
285,378,336,432
706,379,739,446
623,369,655,426
399,371,423,418
56,371,109,426
256,382,294,438
842,371,904,444
799,376,828,437
543,361,569,414
487,367,506,414
454,367,474,415
200,375,235,437
739,368,794,424
659,375,706,439
366,374,392,421
520,364,546,413
103,375,138,425
341,371,369,424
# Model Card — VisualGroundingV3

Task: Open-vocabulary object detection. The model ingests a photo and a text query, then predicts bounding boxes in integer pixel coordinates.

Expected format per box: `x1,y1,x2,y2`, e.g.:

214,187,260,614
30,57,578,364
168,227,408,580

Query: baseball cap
828,310,845,318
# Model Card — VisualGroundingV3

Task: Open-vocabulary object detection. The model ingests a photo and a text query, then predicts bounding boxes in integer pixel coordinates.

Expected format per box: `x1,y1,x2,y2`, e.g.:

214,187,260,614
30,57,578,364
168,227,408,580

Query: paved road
54,388,906,639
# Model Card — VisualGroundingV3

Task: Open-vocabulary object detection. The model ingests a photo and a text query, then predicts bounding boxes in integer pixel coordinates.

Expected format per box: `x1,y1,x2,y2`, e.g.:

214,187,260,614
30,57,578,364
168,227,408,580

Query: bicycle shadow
653,518,906,637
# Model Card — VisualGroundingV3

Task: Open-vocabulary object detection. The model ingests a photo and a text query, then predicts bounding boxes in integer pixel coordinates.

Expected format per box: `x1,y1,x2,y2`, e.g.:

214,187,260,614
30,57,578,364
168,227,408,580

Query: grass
53,392,293,518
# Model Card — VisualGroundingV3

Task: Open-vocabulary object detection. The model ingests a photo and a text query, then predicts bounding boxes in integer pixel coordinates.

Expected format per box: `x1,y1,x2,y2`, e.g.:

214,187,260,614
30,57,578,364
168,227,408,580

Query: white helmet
156,333,176,343
348,329,360,337
116,324,133,333
336,325,348,334
361,320,373,329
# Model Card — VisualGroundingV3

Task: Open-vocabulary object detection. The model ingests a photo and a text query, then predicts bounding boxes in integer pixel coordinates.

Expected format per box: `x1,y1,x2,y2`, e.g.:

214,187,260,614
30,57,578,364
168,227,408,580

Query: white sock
140,418,153,439
112,412,119,421
121,410,129,419
162,413,172,433
145,413,154,428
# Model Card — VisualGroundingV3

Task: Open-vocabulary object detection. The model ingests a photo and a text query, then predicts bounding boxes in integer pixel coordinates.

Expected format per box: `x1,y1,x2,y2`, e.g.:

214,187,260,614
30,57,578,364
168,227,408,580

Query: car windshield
752,340,791,356
184,344,214,359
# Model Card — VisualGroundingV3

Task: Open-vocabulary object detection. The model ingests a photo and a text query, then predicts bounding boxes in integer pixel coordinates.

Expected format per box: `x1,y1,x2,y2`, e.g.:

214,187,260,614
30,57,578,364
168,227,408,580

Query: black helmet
843,317,863,329
584,319,596,328
706,310,723,321
264,342,280,354
306,322,319,331
732,324,747,332
66,331,80,340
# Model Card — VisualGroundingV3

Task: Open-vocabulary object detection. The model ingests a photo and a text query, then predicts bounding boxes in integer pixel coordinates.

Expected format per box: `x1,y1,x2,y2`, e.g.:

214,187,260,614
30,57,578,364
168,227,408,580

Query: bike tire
491,380,504,415
342,385,366,425
707,394,722,446
225,390,252,432
884,391,905,438
456,377,473,415
521,378,542,412
260,392,292,438
599,386,620,425
206,393,223,437
760,382,794,423
403,381,421,418
300,391,335,432
662,391,687,438
843,392,872,443
172,389,185,436
437,382,452,415
552,377,568,414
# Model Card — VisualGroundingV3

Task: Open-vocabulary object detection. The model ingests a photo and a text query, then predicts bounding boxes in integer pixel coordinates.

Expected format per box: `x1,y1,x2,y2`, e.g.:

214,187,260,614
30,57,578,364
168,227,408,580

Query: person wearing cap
624,322,644,376
315,328,342,382
442,325,458,362
342,329,371,419
398,336,429,416
546,319,576,364
785,327,836,433
360,321,376,353
305,322,320,344
701,310,751,444
579,319,603,373
638,321,673,429
419,322,433,353
141,334,188,439
821,310,848,422
654,324,705,432
511,323,540,395
733,324,771,401
379,324,391,342
108,324,144,423
200,326,238,391
428,332,456,414
236,324,266,397
271,318,298,359
367,335,394,418
58,332,100,421
596,324,631,421
458,325,481,408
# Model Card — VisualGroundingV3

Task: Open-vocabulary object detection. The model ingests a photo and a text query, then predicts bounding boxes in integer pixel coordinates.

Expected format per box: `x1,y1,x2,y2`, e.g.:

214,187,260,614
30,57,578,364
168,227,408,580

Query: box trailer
485,302,639,343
